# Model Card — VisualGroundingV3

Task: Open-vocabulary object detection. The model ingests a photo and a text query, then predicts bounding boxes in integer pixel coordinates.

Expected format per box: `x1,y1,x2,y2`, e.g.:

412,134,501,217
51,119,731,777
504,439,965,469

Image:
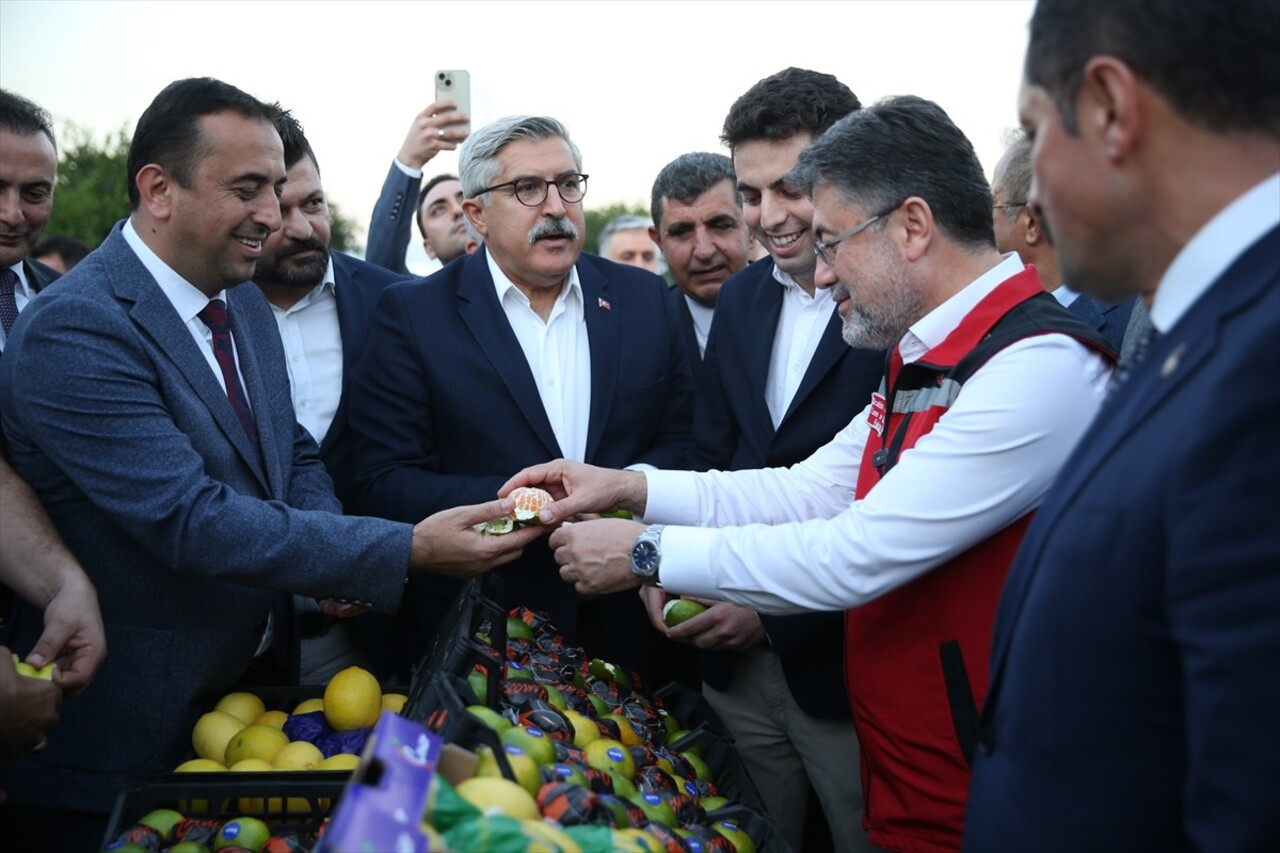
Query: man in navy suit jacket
252,110,413,683
966,3,1280,850
992,129,1134,352
0,79,538,848
349,115,694,683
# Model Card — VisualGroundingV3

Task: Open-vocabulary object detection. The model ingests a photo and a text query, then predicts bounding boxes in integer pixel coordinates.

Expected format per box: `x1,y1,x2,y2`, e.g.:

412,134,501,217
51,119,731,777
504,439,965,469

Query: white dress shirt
764,267,837,428
643,254,1112,614
487,250,591,461
1149,172,1280,334
684,293,715,358
268,259,343,447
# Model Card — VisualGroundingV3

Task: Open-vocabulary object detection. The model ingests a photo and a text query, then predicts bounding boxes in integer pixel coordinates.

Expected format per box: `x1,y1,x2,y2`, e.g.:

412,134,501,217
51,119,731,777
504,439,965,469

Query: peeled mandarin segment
510,487,553,521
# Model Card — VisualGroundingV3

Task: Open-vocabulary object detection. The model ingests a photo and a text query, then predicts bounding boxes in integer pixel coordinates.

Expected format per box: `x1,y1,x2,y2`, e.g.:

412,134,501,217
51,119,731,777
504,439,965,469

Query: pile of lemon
181,666,406,774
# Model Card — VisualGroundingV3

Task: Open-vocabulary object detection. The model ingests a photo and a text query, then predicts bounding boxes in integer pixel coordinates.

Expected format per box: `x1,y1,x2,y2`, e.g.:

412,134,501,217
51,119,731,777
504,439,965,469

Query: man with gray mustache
347,115,695,683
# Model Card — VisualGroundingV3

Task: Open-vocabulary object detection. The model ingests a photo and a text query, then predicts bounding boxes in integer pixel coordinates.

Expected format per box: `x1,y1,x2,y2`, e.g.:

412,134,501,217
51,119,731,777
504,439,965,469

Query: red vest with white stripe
846,269,1114,853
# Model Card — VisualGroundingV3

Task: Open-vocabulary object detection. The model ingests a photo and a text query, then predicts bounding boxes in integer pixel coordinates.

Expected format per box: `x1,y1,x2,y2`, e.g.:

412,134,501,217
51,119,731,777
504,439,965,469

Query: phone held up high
435,70,471,135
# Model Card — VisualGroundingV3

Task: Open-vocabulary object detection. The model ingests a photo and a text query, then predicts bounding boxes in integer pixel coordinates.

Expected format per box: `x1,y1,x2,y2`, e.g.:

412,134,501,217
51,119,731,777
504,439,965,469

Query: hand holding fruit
410,496,548,579
500,460,648,526
0,645,61,769
665,601,766,652
31,569,106,695
550,519,647,595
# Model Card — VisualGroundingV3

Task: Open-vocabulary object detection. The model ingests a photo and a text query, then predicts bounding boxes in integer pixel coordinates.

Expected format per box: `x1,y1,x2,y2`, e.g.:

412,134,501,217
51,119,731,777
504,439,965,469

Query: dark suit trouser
0,802,109,852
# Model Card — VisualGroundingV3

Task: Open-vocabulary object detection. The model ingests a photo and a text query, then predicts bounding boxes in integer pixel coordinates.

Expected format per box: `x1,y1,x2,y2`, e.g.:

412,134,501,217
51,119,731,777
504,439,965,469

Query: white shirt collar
485,247,583,319
900,252,1026,363
6,261,34,297
122,218,228,321
1150,172,1280,333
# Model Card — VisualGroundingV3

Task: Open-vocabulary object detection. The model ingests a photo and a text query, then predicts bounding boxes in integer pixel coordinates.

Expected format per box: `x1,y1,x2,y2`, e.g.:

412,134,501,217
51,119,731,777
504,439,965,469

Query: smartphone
435,69,471,134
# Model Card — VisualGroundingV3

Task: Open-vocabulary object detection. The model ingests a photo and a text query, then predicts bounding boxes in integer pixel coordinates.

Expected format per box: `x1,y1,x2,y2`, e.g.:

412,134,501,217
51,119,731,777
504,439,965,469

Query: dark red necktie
198,299,260,451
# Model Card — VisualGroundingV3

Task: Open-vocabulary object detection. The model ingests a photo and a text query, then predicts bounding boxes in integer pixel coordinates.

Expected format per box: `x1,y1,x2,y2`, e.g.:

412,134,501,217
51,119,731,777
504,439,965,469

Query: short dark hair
32,234,91,268
0,88,57,152
721,67,861,150
650,152,739,229
126,77,278,209
273,107,318,173
416,173,459,239
1027,0,1280,138
792,95,996,251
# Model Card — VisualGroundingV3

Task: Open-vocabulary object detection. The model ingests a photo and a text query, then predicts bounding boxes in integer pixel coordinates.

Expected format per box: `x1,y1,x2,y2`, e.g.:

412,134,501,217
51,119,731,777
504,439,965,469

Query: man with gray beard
499,96,1117,851
347,115,694,683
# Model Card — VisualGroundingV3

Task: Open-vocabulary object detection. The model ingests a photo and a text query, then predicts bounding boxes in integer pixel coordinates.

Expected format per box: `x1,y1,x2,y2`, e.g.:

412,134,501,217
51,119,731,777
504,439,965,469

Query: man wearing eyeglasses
347,115,694,680
500,97,1116,852
992,130,1135,353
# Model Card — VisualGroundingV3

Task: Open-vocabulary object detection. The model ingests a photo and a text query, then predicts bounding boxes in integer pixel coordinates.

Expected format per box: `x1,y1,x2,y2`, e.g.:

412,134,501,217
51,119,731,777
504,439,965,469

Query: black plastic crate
654,680,734,742
103,771,345,850
705,803,795,853
670,725,766,813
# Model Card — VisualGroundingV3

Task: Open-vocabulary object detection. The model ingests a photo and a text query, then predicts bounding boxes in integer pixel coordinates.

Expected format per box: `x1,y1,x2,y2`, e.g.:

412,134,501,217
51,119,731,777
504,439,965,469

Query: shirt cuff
656,526,720,599
640,470,702,524
393,159,423,179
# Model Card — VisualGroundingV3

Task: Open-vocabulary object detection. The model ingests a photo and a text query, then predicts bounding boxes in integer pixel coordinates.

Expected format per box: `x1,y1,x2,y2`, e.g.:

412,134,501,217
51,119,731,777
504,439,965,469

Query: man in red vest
502,96,1115,852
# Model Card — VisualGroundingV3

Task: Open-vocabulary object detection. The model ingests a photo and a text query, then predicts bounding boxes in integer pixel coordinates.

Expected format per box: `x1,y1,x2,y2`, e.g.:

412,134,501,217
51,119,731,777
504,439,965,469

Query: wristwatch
629,524,666,586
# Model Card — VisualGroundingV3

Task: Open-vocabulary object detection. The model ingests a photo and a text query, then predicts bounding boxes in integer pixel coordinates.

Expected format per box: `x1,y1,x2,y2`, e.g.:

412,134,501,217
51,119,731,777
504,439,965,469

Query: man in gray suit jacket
0,77,539,849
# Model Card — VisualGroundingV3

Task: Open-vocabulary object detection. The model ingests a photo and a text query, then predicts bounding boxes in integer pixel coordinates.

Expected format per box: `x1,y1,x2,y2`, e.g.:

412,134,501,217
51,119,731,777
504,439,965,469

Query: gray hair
650,152,739,229
993,129,1032,209
459,115,583,203
598,214,652,258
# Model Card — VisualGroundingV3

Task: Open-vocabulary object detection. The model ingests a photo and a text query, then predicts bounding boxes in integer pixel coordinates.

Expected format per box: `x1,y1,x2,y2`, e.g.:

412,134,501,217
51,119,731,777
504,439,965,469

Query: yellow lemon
455,777,540,820
192,711,245,763
224,724,290,766
323,666,382,731
228,758,275,812
254,709,289,729
271,740,324,771
293,697,325,715
174,758,225,814
381,693,408,714
564,709,599,748
318,753,361,771
215,691,266,726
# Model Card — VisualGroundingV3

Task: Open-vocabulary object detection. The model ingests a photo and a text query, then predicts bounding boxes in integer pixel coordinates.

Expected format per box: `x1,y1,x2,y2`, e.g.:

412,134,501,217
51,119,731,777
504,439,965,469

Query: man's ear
134,163,174,222
1080,56,1142,164
1022,206,1044,247
648,226,662,248
897,197,935,262
462,198,488,239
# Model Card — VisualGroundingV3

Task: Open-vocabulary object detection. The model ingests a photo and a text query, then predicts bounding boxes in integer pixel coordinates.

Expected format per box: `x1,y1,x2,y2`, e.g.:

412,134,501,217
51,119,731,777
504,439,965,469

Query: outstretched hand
499,460,647,526
410,497,548,578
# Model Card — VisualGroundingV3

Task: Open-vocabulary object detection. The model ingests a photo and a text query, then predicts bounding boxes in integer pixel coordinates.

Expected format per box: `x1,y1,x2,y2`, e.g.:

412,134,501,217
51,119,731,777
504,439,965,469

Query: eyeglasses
475,173,589,207
992,202,1026,210
813,204,898,265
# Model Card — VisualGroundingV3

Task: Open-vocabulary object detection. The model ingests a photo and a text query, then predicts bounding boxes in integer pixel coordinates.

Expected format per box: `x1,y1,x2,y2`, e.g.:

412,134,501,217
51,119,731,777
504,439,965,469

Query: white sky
1,0,1034,272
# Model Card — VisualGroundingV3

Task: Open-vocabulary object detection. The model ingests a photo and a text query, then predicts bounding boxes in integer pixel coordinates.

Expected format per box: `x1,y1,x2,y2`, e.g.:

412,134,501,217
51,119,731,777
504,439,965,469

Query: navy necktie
0,267,20,337
198,299,260,451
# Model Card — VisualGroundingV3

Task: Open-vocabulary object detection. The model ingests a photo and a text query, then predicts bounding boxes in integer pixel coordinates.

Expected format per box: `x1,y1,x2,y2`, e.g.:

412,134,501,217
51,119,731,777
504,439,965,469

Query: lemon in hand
324,666,382,731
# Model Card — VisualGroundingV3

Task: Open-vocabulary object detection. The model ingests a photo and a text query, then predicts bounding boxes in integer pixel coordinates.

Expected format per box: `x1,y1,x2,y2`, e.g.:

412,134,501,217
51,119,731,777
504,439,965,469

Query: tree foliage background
45,123,360,254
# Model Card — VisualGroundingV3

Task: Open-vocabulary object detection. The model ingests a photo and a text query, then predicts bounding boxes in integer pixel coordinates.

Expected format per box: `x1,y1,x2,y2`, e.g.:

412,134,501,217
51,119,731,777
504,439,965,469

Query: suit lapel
741,263,783,443
456,253,562,456
581,261,618,462
226,285,278,495
322,254,361,457
780,310,846,425
988,226,1280,692
103,231,270,492
1068,294,1105,332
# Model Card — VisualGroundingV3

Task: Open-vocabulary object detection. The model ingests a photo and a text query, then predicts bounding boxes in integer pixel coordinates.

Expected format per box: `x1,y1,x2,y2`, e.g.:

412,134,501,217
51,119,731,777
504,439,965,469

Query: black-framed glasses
475,173,589,207
813,204,898,265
